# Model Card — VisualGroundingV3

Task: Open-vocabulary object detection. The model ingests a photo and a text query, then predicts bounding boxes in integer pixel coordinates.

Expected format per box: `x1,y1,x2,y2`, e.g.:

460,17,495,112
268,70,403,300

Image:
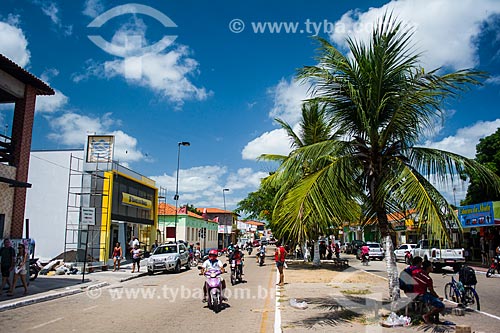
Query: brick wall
10,85,36,238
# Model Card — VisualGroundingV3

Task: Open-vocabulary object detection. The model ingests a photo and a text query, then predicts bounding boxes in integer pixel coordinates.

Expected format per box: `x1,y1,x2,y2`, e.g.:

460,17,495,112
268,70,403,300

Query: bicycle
443,274,480,311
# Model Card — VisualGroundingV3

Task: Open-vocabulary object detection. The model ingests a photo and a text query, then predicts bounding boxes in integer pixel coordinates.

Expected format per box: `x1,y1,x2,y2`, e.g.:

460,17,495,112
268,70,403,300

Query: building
0,54,54,238
198,208,235,249
158,203,218,252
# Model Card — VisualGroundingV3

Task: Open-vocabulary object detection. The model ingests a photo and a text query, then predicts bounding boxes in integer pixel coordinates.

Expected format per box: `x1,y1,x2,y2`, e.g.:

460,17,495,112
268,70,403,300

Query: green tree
462,127,500,205
270,14,500,304
262,100,354,266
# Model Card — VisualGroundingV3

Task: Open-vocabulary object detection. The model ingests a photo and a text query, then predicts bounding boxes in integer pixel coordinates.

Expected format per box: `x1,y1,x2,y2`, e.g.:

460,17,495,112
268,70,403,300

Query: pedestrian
130,244,143,273
335,242,340,259
275,241,288,287
151,239,159,252
8,243,29,296
112,242,123,271
480,237,487,266
0,238,15,295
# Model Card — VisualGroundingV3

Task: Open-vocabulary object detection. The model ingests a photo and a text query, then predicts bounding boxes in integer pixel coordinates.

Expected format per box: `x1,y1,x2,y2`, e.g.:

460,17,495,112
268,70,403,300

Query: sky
1,0,500,214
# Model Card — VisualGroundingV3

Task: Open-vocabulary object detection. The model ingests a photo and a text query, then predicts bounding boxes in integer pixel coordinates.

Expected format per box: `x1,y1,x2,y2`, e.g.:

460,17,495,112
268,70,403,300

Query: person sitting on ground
413,260,445,324
201,249,227,302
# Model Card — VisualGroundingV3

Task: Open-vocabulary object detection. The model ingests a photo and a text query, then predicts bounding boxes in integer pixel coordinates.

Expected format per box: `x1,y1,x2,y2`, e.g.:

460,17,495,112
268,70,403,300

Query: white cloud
150,166,267,209
268,78,309,124
329,0,500,70
35,90,68,113
0,20,30,67
47,112,143,162
486,75,500,85
242,128,292,160
422,119,500,158
77,17,209,106
41,2,60,25
83,0,104,18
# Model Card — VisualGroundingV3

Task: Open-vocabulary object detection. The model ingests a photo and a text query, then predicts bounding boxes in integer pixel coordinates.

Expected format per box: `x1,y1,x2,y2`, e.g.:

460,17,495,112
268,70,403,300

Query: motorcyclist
229,245,244,275
256,243,266,263
201,249,227,302
360,243,370,263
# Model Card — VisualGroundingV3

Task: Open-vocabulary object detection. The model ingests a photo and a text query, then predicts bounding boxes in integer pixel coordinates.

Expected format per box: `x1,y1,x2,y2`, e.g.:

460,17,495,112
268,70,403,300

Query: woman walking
131,244,142,273
8,243,28,296
112,242,123,271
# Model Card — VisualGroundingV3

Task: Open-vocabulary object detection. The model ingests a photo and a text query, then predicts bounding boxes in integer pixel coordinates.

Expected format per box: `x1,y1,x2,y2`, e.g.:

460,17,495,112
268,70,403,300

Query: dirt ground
284,261,380,284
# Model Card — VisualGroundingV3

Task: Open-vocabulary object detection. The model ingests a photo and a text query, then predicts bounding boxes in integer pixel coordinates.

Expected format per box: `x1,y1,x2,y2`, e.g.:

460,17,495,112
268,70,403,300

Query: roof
158,203,217,222
197,207,232,214
242,220,266,226
0,53,55,96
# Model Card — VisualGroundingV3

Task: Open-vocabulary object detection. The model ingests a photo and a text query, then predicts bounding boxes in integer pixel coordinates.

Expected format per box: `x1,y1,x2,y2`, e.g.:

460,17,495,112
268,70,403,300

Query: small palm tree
269,14,500,304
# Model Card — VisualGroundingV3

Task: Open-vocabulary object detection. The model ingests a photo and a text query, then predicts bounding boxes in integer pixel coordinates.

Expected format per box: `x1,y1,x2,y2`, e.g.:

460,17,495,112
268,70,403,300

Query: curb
0,281,109,312
119,272,148,282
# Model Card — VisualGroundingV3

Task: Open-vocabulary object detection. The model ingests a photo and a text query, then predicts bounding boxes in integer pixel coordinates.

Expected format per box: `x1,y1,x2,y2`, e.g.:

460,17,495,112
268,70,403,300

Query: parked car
394,243,416,263
347,240,364,254
357,242,385,260
147,242,190,274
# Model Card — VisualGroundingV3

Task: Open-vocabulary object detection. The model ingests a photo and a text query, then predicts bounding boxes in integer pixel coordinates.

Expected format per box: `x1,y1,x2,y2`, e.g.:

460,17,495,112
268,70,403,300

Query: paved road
344,254,500,317
0,252,278,332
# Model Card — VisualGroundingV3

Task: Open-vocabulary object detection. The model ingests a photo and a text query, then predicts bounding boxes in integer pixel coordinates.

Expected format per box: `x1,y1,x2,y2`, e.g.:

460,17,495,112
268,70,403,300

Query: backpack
459,265,477,286
399,266,418,293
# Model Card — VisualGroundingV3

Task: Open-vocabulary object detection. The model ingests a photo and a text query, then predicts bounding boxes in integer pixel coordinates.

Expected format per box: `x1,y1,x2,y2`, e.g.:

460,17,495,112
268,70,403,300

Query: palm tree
261,100,357,266
269,14,500,304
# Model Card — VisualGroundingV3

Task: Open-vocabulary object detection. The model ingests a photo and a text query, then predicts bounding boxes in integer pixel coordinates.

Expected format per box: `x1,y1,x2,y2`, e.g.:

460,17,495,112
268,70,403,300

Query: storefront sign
459,201,499,228
122,192,152,209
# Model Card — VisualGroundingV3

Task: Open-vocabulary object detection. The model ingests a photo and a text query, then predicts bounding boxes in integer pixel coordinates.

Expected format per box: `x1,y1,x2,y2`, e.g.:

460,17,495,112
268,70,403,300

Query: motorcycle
258,251,265,266
230,259,243,285
247,246,253,255
199,263,227,313
29,258,42,281
486,255,500,278
361,253,370,266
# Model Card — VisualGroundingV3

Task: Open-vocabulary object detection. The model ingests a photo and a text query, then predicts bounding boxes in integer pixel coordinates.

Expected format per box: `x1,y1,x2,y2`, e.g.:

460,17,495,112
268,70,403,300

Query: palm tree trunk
382,234,400,307
313,241,321,267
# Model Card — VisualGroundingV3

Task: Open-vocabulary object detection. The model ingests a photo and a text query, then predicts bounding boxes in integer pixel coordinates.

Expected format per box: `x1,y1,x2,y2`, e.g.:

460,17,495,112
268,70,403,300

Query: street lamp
222,188,229,248
174,141,190,243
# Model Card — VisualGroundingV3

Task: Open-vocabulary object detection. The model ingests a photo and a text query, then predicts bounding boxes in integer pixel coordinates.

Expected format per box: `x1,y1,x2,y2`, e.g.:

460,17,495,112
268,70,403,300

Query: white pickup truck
411,240,465,272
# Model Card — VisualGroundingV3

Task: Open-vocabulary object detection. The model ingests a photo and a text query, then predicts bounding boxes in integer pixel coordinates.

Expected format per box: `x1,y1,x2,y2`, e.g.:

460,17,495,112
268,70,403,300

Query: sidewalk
0,260,147,312
278,258,496,332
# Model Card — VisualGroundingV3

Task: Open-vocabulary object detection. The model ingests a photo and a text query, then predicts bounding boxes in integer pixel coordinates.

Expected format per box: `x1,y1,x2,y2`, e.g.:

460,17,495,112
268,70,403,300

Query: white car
147,242,190,274
394,243,416,263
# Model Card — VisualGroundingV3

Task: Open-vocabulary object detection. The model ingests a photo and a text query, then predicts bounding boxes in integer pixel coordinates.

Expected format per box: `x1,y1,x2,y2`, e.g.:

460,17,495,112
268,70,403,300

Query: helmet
235,245,239,250
208,249,218,257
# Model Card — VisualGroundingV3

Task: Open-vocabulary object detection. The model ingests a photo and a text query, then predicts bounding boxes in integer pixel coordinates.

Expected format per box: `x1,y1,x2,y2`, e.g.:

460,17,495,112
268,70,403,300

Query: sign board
86,135,114,163
459,201,500,228
81,207,96,225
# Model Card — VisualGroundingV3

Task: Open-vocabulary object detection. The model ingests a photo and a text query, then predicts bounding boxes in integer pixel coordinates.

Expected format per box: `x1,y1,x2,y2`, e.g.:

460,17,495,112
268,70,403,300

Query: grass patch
340,288,371,295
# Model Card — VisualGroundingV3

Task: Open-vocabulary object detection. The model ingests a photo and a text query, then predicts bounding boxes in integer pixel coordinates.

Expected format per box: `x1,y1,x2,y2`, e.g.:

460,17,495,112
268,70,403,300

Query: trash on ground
289,298,308,309
381,312,411,327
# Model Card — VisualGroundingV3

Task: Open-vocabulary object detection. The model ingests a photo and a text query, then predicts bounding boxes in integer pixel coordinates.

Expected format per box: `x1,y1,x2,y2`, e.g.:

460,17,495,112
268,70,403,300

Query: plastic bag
382,312,411,327
289,298,308,309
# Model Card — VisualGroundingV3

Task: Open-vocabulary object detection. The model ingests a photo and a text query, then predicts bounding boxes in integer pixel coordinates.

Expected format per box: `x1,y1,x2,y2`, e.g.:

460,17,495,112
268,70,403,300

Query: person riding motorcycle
256,243,266,263
229,245,244,275
360,244,370,263
201,249,227,302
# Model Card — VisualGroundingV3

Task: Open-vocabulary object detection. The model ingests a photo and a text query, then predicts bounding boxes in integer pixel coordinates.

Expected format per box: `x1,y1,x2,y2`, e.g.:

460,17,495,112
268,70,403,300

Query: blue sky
1,0,499,213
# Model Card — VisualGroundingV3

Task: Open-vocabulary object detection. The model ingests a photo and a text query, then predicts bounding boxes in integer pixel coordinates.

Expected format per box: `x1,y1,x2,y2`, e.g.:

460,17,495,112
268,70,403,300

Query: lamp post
222,188,229,248
174,141,190,243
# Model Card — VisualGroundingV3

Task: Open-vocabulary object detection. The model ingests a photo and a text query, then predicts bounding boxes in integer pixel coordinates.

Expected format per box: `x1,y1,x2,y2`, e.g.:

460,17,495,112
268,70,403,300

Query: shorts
422,292,444,309
114,256,121,260
276,261,284,268
1,265,11,277
133,257,141,263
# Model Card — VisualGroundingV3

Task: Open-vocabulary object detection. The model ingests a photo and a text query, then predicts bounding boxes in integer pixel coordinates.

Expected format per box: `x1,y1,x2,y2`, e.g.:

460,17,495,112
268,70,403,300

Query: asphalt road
0,252,278,333
344,253,500,317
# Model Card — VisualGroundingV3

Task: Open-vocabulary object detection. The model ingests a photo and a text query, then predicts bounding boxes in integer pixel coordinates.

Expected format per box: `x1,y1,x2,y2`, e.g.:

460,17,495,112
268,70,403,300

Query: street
0,253,277,332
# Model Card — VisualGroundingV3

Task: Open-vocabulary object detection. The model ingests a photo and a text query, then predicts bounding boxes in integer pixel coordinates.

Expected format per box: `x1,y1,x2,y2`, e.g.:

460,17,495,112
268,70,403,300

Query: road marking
30,317,63,330
83,305,99,311
274,267,282,333
443,299,500,321
259,264,275,333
